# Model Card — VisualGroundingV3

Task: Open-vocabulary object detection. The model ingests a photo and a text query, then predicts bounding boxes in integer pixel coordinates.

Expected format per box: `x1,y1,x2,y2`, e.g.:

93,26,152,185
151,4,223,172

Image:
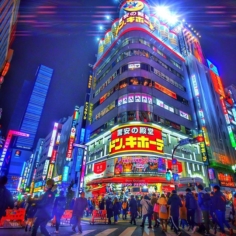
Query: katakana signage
109,124,164,156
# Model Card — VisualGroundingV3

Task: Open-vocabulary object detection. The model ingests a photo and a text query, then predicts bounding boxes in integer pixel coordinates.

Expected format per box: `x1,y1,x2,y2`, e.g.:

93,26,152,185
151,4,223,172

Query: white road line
95,228,118,236
143,227,155,236
119,226,137,236
72,230,95,236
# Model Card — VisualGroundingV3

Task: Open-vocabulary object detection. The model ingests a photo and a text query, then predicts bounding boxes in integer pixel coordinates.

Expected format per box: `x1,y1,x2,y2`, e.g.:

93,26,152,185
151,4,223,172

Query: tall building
15,65,53,150
84,0,236,196
0,0,21,86
5,65,53,189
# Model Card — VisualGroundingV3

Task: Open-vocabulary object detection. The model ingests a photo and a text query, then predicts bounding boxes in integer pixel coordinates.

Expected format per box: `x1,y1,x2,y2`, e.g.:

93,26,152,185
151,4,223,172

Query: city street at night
0,0,236,236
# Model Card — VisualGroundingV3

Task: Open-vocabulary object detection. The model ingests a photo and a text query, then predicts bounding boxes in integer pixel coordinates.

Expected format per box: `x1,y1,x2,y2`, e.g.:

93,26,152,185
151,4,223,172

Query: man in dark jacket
31,179,57,236
0,176,14,221
167,190,182,235
72,192,87,234
53,190,66,234
197,184,210,235
211,185,233,236
185,188,196,231
129,195,137,225
106,197,113,224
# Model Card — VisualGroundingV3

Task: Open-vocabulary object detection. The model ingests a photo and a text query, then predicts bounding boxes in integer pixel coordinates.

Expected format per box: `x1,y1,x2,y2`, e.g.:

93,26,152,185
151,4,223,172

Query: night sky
0,0,236,147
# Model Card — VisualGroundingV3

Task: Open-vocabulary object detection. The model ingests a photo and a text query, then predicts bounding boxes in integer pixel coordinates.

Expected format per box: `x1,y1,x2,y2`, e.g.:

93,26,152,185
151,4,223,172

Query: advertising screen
109,124,164,156
114,156,158,175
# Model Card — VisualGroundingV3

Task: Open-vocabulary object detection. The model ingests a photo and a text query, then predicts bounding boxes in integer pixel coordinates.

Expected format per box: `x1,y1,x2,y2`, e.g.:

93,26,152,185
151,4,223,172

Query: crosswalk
71,225,236,236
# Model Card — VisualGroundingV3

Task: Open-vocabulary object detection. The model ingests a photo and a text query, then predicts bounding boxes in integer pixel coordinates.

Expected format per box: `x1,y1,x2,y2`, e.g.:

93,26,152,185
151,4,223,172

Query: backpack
201,192,211,208
122,202,127,209
160,204,167,214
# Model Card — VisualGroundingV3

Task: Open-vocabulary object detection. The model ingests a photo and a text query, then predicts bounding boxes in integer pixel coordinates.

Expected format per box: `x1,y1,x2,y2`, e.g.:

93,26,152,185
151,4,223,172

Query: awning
87,176,172,185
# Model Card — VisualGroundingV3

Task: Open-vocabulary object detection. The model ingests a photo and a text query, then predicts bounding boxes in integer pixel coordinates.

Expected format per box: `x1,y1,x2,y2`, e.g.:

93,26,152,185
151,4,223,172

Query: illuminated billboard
109,124,164,156
116,12,154,36
209,70,225,98
0,130,29,175
66,107,80,161
48,123,59,158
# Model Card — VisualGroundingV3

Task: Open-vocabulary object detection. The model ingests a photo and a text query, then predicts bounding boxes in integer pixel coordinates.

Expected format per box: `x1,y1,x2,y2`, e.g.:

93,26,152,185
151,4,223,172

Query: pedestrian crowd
0,175,236,236
85,185,235,236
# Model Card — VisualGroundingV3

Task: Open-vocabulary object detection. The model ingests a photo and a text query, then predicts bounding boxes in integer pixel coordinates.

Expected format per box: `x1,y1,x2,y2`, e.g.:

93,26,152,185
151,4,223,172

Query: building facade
84,0,216,197
0,0,21,86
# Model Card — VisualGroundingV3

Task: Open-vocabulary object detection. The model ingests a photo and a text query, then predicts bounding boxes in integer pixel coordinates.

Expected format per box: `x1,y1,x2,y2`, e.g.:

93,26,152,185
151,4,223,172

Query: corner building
85,0,209,196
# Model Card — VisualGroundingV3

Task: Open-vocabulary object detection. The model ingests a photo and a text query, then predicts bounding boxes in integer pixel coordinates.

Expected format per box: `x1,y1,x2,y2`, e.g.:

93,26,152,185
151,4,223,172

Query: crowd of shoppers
0,176,235,236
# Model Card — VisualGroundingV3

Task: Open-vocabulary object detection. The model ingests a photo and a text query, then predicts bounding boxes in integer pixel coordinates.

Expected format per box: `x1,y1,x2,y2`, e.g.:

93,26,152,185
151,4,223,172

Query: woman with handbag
158,194,168,232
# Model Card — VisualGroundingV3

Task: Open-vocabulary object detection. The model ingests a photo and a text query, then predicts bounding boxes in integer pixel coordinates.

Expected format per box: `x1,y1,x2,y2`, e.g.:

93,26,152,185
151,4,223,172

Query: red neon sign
154,82,177,99
94,161,107,174
109,124,164,156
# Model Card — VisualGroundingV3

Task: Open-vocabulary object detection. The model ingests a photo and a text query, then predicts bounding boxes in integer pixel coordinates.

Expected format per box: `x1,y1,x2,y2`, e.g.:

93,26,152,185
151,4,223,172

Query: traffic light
166,170,171,181
189,136,204,144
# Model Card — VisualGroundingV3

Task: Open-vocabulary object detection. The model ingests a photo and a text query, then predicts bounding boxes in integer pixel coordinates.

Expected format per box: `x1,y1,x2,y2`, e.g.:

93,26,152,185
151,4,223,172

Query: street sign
178,138,190,146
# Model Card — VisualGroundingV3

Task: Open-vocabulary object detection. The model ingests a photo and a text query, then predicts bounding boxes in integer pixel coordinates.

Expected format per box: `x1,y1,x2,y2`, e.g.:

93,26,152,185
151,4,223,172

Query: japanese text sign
109,124,164,156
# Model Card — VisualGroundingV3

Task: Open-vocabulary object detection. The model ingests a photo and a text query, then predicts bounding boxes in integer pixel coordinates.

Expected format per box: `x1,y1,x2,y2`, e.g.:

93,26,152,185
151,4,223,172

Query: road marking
143,227,155,236
72,230,95,236
119,226,137,236
95,228,118,236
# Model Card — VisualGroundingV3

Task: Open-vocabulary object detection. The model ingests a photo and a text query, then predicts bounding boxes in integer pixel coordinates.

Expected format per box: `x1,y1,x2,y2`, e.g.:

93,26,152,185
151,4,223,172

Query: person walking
31,179,57,236
0,176,14,221
185,188,197,231
197,184,211,235
129,195,137,225
151,193,159,227
25,196,38,232
179,194,188,229
136,196,142,218
212,185,233,236
121,198,129,220
53,190,66,234
140,195,153,228
167,190,182,236
193,193,203,233
72,192,88,234
113,197,120,224
106,197,113,224
158,194,168,232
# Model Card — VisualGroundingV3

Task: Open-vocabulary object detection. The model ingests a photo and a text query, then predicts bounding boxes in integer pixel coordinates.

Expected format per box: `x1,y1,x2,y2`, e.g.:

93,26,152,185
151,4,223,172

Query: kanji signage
109,124,164,156
94,161,106,174
116,12,154,36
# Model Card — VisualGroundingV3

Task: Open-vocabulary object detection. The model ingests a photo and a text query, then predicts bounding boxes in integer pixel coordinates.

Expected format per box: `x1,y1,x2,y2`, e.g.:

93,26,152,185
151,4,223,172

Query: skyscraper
0,0,21,85
83,0,236,195
15,65,53,150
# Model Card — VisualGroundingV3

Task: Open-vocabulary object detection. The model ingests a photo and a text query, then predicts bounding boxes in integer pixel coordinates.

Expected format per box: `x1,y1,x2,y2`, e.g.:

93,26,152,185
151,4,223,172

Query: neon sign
0,130,29,174
209,70,225,98
109,124,164,156
116,12,154,37
47,123,58,158
154,82,177,99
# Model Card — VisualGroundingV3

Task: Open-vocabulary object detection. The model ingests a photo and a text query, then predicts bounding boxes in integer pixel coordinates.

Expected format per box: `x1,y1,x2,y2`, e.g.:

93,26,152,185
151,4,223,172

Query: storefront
85,122,208,198
208,166,236,201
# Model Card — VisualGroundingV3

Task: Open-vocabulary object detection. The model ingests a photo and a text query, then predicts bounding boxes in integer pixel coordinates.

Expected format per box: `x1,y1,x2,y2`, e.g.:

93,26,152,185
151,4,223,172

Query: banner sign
109,124,164,156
